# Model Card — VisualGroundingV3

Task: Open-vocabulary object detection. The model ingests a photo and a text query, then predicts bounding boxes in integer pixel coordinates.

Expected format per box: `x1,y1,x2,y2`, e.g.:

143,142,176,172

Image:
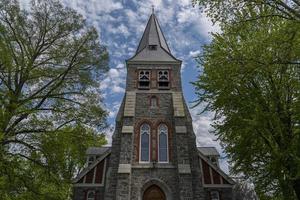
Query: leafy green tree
0,0,108,199
193,1,300,199
192,0,300,23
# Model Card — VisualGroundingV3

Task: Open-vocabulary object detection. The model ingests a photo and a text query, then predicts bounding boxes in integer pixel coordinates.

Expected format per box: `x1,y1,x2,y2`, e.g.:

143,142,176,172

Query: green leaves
0,0,108,199
193,1,300,199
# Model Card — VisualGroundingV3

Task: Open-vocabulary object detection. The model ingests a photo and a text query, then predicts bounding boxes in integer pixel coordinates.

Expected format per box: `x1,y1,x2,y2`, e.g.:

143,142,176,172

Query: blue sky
21,0,228,172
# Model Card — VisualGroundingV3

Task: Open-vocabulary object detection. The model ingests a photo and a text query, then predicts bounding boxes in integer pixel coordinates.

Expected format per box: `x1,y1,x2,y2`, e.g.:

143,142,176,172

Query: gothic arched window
158,124,168,163
140,123,150,162
87,190,95,200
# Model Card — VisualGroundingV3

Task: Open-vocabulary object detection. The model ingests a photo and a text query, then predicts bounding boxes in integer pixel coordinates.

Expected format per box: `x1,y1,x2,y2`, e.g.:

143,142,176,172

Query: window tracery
158,70,169,88
139,70,150,89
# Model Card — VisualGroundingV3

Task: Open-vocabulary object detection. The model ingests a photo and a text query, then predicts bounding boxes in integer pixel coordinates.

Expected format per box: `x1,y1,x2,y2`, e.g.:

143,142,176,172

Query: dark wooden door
143,185,166,200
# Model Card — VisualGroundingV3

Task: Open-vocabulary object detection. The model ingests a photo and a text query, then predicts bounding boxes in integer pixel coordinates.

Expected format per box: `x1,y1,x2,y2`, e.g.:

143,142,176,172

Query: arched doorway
143,185,166,200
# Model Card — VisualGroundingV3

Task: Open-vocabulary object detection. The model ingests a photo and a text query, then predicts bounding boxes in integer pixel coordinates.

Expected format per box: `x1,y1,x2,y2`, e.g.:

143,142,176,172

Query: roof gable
73,148,111,184
198,150,235,186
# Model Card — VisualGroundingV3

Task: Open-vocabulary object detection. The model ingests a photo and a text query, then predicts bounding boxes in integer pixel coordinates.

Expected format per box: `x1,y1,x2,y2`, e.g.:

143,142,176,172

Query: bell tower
72,11,235,200
104,12,206,200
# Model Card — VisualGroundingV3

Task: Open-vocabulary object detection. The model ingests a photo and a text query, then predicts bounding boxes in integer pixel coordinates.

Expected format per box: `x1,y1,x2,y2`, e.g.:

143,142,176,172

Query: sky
20,0,228,172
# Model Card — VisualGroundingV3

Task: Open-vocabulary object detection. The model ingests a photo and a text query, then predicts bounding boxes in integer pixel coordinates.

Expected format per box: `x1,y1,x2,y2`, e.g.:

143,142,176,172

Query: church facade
73,13,235,200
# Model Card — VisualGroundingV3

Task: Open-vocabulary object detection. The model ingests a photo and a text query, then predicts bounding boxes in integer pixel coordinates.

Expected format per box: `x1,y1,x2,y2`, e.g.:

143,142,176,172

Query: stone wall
73,61,234,200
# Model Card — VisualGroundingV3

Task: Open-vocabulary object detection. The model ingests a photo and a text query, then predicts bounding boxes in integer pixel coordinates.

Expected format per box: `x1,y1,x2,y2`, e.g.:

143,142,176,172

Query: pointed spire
135,13,171,54
128,12,180,62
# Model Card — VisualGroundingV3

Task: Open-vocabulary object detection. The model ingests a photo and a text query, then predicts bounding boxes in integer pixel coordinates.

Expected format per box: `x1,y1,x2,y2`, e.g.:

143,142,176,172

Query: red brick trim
134,120,173,163
134,120,154,162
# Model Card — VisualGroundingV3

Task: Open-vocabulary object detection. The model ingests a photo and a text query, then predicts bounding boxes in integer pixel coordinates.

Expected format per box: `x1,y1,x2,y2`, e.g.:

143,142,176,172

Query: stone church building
73,12,235,200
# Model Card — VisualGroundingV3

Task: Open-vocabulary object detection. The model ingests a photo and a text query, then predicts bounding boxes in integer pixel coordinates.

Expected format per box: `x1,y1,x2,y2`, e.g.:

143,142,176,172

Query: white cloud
189,50,201,57
189,105,229,173
116,63,125,69
100,65,126,97
63,0,123,14
107,24,130,37
103,125,115,145
108,101,121,119
112,85,125,93
176,5,220,39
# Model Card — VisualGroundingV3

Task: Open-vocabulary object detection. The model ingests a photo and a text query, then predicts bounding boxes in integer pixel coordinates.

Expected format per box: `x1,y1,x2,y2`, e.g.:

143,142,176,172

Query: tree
192,0,300,23
0,0,108,199
192,1,300,200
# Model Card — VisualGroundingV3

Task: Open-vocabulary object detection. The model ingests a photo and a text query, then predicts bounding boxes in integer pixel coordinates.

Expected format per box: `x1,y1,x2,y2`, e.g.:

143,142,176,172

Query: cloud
189,50,201,57
100,65,126,95
189,105,229,173
62,0,123,14
107,24,130,38
108,101,121,119
103,124,115,145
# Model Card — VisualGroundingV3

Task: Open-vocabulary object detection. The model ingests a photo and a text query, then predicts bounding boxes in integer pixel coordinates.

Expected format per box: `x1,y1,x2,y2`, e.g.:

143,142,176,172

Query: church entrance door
143,185,166,200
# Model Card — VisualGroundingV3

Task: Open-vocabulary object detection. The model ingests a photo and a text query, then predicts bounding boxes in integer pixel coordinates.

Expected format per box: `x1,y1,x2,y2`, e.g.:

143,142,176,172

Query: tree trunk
293,178,300,200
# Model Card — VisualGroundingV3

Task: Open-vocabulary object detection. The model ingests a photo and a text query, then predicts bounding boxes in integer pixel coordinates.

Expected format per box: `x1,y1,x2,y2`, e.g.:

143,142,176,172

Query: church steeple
128,13,180,62
136,13,171,54
72,7,235,200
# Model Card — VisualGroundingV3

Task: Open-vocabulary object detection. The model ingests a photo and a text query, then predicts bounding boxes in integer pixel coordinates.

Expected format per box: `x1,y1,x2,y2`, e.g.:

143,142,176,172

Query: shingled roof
197,147,220,157
86,147,111,155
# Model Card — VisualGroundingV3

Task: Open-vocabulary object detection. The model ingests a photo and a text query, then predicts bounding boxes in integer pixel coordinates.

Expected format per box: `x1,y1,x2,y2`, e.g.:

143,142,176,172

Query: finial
151,5,154,14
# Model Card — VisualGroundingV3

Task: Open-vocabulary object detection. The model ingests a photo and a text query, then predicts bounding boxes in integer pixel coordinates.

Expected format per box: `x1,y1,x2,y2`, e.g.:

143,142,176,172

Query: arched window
140,123,150,162
150,96,157,108
158,124,168,163
87,190,95,200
